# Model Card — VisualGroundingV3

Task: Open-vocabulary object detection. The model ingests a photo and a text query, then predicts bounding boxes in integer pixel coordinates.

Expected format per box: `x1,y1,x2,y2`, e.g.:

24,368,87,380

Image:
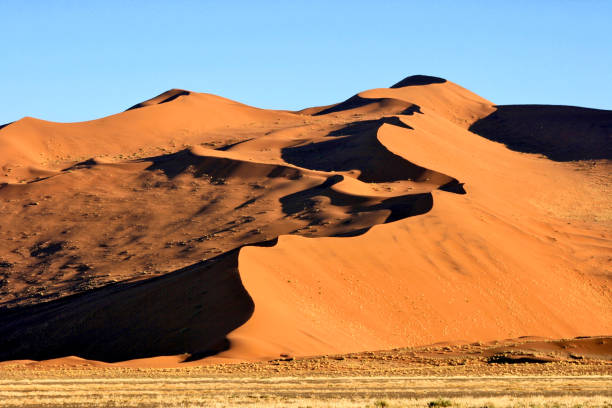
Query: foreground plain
1,336,611,407
1,376,611,407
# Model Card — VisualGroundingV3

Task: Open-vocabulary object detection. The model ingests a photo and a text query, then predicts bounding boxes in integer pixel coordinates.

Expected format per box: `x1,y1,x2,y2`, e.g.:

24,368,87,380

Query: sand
0,75,609,366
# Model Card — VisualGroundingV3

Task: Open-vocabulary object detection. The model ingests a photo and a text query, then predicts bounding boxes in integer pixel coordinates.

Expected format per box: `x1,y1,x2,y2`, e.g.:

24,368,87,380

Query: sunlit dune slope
0,75,609,365
0,90,294,183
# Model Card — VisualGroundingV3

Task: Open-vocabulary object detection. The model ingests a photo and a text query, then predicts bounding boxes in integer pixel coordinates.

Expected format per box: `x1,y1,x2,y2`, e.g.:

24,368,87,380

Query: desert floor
2,336,611,407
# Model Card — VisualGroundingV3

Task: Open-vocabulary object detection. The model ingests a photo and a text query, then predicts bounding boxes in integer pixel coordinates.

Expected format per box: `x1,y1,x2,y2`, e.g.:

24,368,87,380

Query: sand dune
0,91,293,184
125,88,192,111
0,75,609,365
470,104,612,161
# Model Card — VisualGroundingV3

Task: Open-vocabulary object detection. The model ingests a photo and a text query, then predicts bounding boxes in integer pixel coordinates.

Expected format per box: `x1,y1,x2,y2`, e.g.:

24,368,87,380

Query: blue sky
1,1,611,124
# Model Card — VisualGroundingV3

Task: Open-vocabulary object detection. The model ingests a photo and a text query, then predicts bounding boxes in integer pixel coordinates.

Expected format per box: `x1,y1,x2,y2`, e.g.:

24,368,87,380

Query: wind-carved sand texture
0,75,610,366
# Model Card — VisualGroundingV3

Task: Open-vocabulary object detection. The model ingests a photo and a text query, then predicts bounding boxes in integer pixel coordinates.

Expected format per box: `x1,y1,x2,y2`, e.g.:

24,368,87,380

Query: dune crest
126,89,192,111
0,75,609,365
390,74,447,88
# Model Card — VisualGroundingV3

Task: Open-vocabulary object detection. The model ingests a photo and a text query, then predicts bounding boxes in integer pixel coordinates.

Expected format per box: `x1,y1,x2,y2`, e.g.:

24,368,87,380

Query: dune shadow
391,75,447,88
438,179,467,194
282,119,456,185
327,117,413,136
0,250,253,362
281,119,425,182
280,175,434,228
143,149,218,178
469,105,612,161
0,121,14,131
315,94,423,117
129,149,303,181
126,89,191,111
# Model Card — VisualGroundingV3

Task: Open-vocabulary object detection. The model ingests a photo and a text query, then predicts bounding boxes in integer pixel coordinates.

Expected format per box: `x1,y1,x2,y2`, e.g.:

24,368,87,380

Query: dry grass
1,395,611,408
1,375,610,407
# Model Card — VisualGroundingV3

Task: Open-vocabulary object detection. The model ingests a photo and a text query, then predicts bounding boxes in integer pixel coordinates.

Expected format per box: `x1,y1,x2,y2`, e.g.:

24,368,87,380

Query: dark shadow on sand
282,118,456,185
280,174,434,224
469,105,612,161
0,121,14,131
0,248,254,363
126,90,191,111
391,75,447,88
315,94,424,116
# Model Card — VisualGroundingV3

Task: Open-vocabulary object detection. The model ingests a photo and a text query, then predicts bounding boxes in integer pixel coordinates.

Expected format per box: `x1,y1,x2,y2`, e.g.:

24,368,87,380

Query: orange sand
0,75,609,366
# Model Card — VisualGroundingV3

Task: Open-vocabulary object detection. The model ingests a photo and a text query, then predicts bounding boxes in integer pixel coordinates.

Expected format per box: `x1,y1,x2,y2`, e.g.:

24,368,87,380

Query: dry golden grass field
1,374,610,407
1,337,611,407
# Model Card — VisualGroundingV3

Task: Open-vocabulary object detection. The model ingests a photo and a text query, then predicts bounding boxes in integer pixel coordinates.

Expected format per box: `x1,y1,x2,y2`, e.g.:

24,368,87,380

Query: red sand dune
0,75,610,365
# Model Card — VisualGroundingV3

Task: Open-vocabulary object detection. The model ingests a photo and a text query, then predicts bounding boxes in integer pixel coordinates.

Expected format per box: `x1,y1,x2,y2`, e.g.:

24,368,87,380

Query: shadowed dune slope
469,104,612,161
391,74,447,88
126,88,191,111
281,117,458,185
0,251,252,362
0,75,610,365
312,96,420,116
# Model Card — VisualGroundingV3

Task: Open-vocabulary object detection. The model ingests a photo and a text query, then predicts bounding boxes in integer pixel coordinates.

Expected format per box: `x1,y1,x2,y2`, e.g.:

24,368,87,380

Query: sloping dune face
0,75,610,364
469,104,612,161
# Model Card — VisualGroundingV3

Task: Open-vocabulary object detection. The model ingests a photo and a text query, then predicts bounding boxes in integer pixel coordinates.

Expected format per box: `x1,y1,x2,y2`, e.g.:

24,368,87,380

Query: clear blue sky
1,1,611,124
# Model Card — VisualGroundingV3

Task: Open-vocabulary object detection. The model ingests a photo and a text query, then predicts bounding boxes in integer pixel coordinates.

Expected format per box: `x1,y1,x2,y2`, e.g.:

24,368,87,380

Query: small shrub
428,398,452,407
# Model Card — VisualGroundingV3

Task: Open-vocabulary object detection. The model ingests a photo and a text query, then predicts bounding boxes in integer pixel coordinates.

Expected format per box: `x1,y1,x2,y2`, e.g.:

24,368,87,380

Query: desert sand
0,74,610,367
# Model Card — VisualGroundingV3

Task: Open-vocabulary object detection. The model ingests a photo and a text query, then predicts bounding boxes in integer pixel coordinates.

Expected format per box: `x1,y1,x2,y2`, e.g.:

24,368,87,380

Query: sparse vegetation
0,369,610,408
0,383,610,408
429,398,453,407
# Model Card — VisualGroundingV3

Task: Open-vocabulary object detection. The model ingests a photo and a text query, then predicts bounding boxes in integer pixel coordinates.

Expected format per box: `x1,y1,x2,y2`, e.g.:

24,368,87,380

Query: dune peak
126,88,192,111
391,75,447,88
